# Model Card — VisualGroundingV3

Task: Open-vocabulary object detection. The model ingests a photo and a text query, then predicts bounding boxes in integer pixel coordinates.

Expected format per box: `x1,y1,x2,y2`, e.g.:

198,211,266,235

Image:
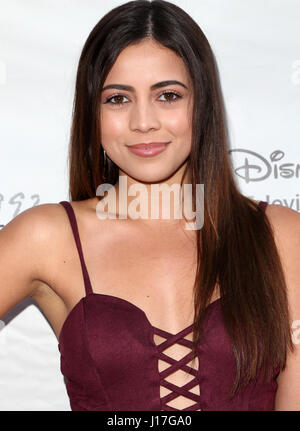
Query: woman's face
100,38,193,184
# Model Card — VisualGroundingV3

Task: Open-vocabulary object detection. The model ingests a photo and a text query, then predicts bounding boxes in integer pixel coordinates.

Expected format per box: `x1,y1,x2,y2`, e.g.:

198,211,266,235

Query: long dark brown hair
67,0,294,398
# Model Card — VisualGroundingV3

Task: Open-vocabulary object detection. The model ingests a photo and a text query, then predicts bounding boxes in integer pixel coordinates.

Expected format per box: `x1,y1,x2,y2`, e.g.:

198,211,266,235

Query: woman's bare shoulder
263,203,300,313
0,202,72,318
2,201,79,281
262,202,300,237
7,202,71,240
264,204,300,409
2,202,66,238
245,198,300,257
247,198,300,228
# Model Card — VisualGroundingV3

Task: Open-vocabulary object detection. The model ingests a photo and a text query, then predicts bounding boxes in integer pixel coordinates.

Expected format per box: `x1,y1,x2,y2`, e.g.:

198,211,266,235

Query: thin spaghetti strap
258,200,268,212
59,201,93,296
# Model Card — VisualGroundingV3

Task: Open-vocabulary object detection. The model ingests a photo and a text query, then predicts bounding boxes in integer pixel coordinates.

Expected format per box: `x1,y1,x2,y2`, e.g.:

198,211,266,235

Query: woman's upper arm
0,204,58,320
266,204,300,410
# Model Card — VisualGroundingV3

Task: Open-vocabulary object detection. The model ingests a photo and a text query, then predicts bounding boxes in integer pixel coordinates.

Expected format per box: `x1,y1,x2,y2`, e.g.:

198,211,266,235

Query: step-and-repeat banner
0,0,299,410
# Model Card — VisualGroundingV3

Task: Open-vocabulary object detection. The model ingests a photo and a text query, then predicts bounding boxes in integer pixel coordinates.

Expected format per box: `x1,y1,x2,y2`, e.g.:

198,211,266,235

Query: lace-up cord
153,325,202,411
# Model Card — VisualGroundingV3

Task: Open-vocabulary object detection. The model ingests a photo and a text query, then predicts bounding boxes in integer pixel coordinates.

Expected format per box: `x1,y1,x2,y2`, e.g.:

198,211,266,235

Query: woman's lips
126,142,170,157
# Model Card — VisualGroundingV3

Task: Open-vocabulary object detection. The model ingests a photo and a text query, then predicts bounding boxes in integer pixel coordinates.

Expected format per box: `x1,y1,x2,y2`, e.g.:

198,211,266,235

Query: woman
0,0,299,411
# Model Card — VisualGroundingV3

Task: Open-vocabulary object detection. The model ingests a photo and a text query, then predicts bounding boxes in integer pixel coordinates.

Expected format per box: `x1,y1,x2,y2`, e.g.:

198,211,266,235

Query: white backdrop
0,0,299,411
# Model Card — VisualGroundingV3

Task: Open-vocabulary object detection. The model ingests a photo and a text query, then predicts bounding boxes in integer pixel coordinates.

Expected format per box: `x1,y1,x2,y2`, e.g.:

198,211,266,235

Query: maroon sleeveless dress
58,200,280,411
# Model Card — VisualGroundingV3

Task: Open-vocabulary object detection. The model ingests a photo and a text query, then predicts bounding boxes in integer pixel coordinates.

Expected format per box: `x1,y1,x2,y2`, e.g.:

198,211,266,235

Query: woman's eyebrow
101,80,188,92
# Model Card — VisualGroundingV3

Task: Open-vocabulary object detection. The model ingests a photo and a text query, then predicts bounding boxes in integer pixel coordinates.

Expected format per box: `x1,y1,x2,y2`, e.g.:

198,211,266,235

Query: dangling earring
103,148,107,180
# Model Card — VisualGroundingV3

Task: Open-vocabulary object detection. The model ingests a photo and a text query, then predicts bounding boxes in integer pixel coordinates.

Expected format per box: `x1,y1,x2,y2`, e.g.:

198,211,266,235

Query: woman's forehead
104,42,190,87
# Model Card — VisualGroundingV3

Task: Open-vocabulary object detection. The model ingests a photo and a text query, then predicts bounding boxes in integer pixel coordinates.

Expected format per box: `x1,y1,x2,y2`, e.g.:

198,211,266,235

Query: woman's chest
58,222,201,331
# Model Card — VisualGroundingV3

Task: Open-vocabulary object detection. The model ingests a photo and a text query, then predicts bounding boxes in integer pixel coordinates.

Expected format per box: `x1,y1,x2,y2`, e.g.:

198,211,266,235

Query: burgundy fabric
58,200,280,411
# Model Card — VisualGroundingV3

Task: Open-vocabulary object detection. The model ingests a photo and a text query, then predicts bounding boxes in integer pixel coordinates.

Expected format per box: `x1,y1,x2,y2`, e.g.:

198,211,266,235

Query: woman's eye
105,94,129,105
104,91,182,106
158,91,182,103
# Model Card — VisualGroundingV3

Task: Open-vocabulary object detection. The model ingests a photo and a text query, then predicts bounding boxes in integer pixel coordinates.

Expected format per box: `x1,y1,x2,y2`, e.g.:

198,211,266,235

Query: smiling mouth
127,142,170,149
126,142,170,157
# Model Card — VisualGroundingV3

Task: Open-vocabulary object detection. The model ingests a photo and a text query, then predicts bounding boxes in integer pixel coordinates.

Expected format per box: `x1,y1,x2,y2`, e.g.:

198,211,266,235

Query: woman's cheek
164,111,190,136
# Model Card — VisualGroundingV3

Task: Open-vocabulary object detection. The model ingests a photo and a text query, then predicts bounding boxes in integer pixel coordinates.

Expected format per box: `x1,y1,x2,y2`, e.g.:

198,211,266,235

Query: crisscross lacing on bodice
153,324,202,411
58,200,272,411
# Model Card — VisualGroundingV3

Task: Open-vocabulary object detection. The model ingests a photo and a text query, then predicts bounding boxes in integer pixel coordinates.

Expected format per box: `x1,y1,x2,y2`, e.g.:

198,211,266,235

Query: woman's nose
129,100,161,132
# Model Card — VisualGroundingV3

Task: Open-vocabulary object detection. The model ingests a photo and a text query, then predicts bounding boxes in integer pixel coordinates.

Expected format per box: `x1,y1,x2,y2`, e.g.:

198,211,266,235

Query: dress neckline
58,292,221,345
